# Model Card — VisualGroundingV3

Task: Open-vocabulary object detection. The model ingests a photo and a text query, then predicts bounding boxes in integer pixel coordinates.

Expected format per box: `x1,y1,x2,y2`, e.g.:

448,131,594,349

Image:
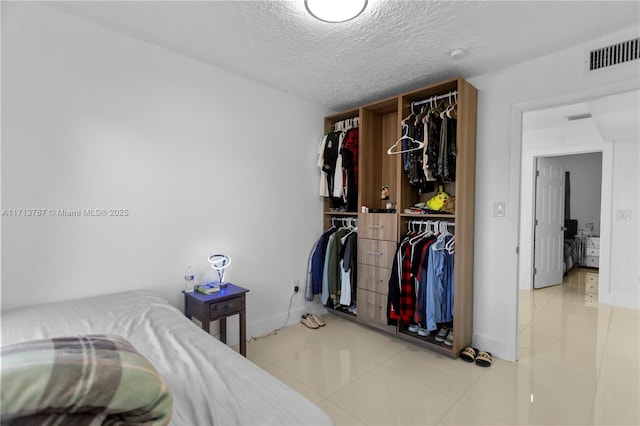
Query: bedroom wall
1,3,329,344
562,153,603,235
469,25,640,360
2,3,638,361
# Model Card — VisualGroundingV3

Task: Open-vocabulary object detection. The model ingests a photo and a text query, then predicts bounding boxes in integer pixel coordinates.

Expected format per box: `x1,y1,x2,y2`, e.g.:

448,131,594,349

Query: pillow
1,334,173,425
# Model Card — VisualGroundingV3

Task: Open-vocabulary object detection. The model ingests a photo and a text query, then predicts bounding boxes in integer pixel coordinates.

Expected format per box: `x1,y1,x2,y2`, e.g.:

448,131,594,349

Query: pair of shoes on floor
460,346,492,367
434,326,454,346
300,313,325,329
408,323,430,337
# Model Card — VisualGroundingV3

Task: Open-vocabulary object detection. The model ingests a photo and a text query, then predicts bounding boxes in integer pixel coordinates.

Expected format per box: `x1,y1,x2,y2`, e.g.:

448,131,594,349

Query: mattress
1,291,333,426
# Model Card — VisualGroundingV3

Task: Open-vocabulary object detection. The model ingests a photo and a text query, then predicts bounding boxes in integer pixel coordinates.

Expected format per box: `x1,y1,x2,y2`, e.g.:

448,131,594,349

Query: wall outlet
293,279,300,293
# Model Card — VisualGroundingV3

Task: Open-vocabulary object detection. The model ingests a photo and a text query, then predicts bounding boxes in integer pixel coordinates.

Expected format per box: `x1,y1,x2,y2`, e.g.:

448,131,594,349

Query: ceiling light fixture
305,0,368,23
449,48,467,60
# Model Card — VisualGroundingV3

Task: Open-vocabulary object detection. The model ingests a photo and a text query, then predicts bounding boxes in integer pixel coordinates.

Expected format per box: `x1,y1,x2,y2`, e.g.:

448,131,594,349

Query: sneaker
444,329,454,346
435,326,449,342
417,327,429,337
408,324,419,333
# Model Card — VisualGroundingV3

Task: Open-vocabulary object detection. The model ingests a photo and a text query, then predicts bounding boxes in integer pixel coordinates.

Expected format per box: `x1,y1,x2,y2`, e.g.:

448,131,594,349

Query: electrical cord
248,290,296,342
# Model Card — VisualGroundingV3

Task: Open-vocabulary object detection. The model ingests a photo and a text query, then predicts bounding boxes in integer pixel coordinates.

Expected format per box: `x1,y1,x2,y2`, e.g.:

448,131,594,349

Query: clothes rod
407,219,455,226
411,90,457,108
334,116,359,132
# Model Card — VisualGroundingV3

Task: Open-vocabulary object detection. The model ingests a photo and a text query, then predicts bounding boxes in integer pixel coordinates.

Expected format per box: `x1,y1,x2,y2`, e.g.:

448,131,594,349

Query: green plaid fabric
1,335,172,425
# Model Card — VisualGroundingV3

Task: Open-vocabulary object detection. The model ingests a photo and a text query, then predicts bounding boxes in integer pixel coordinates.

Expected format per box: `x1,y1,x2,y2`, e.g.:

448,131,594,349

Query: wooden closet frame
322,77,477,358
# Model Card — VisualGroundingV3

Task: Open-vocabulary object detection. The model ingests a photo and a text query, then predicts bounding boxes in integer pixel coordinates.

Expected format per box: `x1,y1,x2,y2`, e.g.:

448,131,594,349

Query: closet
319,77,477,358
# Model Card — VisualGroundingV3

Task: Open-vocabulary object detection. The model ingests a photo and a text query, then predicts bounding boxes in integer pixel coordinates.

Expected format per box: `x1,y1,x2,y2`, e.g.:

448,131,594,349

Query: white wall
469,26,640,360
1,3,329,344
610,139,640,308
2,3,638,361
563,153,603,235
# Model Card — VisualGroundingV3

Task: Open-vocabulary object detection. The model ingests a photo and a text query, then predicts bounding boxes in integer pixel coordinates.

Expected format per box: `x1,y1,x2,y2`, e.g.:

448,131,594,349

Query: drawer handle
367,251,383,256
368,225,384,229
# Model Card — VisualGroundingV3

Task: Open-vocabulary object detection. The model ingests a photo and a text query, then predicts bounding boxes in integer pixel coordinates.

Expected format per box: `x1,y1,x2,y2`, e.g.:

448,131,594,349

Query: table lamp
208,254,231,288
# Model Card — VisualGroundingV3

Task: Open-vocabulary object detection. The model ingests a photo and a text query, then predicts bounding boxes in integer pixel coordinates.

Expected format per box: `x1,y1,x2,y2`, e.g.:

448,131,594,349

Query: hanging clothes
317,119,359,212
305,219,358,309
398,93,458,188
306,226,337,301
341,128,359,212
387,222,455,333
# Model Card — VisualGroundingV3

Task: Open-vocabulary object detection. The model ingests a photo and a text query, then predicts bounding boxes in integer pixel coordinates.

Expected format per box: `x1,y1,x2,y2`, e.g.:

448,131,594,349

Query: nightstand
183,284,250,357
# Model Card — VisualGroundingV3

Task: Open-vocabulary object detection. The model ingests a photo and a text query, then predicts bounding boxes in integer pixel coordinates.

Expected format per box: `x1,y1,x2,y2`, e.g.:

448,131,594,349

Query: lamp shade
208,254,231,287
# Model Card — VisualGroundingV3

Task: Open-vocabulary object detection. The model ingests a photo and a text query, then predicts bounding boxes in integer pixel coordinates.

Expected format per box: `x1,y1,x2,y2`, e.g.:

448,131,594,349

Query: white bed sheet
1,291,333,426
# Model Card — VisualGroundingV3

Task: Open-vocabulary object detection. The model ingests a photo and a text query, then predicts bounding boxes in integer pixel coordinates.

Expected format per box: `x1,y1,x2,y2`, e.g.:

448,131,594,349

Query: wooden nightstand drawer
210,297,242,318
183,284,249,357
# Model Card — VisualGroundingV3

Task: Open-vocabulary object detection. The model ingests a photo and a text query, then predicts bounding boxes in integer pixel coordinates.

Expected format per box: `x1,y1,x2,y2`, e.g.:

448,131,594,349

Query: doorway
507,85,639,362
533,153,603,289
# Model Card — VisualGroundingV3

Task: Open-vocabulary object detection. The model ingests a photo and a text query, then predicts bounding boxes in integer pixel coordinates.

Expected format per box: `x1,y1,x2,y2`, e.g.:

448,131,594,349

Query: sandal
460,346,478,363
307,313,326,327
300,314,319,329
475,351,493,367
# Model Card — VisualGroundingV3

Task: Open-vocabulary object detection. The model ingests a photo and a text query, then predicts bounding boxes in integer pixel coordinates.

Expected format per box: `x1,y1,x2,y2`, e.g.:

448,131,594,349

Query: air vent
589,37,639,71
567,113,592,121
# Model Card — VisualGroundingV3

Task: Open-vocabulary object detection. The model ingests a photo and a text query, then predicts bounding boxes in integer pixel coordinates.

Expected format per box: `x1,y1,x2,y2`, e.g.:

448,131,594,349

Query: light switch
494,201,506,217
616,209,632,221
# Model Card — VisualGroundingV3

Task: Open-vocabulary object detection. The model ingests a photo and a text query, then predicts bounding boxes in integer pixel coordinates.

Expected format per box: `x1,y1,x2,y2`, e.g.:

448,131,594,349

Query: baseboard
472,332,514,362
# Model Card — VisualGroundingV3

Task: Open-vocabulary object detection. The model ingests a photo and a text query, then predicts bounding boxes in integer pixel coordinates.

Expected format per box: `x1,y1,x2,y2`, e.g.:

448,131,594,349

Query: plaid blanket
1,335,173,426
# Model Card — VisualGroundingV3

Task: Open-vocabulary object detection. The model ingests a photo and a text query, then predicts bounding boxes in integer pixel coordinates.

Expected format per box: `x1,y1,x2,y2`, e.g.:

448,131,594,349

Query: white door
534,157,565,289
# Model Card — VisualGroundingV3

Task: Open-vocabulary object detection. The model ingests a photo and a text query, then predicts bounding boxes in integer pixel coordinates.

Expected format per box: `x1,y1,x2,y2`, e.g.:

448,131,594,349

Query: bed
563,219,580,274
1,291,333,425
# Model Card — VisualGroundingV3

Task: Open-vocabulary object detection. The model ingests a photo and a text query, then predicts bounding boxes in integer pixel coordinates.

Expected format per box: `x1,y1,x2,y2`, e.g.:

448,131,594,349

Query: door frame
523,147,611,294
506,80,637,362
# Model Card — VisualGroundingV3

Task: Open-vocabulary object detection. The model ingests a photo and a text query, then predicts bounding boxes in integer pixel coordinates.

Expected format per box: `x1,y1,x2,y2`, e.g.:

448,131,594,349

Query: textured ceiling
49,0,640,112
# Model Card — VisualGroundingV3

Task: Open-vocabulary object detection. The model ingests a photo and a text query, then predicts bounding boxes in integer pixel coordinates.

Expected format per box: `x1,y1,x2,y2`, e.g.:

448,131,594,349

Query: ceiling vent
567,113,592,121
589,37,639,71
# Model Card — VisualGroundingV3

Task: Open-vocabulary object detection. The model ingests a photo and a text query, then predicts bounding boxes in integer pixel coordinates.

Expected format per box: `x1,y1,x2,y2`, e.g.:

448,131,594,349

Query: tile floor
243,268,639,425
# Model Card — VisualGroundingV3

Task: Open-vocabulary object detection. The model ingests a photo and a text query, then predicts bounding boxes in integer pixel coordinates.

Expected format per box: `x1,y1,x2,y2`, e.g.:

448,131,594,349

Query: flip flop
460,346,478,363
300,314,319,329
475,351,492,367
307,313,326,327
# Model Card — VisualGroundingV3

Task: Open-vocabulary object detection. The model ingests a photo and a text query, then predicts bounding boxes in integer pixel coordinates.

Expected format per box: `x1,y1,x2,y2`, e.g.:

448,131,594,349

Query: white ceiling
49,0,640,111
523,90,640,142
